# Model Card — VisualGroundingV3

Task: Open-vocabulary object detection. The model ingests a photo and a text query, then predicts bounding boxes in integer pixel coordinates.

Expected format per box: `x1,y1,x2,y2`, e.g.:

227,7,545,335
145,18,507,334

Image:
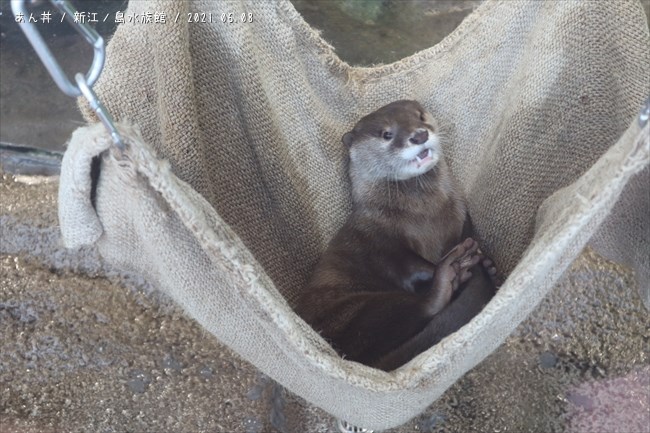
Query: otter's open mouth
410,148,433,168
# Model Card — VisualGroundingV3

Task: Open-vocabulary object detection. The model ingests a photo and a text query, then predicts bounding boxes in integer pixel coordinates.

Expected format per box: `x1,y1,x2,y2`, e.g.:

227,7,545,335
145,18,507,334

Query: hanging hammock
58,0,649,429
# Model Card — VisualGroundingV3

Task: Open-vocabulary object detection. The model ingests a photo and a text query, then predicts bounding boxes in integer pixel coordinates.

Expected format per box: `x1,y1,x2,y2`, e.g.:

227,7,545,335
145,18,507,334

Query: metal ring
336,419,374,433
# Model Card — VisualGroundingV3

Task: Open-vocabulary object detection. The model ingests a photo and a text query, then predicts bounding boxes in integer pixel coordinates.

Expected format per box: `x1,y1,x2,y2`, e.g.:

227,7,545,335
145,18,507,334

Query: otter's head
342,100,440,182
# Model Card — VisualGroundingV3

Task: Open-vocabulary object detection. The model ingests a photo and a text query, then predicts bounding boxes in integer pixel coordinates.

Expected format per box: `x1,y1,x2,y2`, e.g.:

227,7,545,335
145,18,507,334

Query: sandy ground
1,173,648,433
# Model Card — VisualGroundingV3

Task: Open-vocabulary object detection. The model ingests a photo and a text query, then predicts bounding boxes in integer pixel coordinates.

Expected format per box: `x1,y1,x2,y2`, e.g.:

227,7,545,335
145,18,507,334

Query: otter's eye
420,112,427,122
382,131,393,140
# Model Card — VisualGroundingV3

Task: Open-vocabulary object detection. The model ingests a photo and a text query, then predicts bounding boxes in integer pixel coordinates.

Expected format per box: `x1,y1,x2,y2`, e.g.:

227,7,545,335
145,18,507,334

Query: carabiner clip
11,0,104,97
11,0,125,152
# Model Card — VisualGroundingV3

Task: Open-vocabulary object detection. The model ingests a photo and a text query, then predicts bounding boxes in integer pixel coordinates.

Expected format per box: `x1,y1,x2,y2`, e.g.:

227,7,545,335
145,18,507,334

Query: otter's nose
409,130,429,145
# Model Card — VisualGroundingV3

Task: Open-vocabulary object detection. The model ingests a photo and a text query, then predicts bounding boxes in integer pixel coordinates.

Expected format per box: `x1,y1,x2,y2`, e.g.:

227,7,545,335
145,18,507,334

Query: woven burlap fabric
59,0,649,428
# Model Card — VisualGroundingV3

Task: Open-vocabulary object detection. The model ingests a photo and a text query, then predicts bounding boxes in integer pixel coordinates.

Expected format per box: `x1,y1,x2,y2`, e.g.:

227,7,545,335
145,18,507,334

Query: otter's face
342,100,440,181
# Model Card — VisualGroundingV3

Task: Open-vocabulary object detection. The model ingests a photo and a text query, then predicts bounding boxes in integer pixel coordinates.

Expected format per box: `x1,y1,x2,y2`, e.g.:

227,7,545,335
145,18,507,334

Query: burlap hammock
57,0,649,429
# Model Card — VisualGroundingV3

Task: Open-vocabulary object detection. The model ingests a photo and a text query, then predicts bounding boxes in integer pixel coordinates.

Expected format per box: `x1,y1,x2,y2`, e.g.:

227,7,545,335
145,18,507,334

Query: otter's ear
342,132,355,147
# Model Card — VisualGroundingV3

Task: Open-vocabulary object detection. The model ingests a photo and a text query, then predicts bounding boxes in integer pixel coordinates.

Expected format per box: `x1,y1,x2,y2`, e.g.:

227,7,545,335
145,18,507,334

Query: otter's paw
438,238,481,291
429,238,481,313
479,255,503,288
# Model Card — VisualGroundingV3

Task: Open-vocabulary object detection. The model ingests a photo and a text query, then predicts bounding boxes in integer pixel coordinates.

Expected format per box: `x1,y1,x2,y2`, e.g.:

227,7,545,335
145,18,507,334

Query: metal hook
11,0,125,152
76,73,125,152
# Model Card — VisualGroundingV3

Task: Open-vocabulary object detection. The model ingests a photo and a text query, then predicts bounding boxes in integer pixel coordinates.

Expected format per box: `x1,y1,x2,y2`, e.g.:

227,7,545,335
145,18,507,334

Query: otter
295,100,497,371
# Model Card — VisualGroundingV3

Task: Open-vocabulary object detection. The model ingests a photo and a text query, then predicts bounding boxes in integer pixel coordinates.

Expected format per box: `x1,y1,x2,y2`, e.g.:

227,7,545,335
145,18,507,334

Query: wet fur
295,101,496,371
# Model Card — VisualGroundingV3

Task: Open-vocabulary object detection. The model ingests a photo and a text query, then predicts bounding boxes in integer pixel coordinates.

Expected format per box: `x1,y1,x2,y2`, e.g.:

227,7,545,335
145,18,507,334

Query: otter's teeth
414,149,431,163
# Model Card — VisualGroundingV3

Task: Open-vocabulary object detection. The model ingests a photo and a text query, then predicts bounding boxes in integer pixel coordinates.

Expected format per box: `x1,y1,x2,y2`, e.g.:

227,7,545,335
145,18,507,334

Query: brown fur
295,100,496,371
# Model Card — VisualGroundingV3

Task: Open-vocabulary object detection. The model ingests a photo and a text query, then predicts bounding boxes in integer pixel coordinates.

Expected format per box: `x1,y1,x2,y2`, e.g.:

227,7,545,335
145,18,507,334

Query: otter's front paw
427,238,480,314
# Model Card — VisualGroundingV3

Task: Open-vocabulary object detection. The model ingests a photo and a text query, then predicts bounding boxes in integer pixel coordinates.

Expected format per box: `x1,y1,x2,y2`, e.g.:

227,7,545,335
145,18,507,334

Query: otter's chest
400,198,466,263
